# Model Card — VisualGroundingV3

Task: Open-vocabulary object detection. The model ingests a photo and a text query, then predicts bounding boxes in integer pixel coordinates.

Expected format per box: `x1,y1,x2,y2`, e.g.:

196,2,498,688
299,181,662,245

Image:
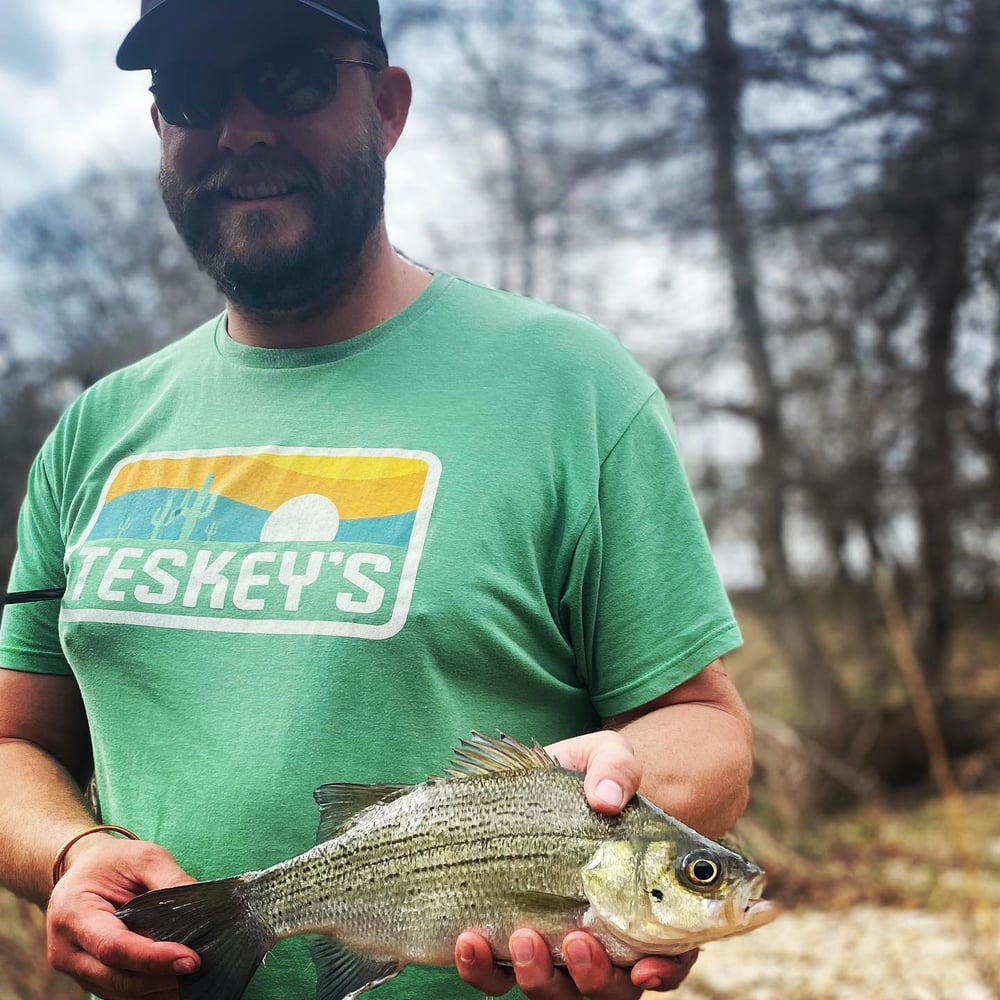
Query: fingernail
565,938,591,969
458,942,475,965
173,957,197,974
639,977,664,990
595,779,625,809
511,937,534,965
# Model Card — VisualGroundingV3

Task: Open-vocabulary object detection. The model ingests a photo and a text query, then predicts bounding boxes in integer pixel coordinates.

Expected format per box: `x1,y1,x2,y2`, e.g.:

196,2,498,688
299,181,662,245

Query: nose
217,87,277,154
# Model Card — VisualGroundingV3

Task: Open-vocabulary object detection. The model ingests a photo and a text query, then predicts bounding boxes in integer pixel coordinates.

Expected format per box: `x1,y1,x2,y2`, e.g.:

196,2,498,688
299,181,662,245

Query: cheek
160,126,218,178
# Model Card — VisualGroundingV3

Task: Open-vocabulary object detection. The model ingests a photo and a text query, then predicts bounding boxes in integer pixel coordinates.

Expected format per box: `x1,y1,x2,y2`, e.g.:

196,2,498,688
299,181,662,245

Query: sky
0,1,152,208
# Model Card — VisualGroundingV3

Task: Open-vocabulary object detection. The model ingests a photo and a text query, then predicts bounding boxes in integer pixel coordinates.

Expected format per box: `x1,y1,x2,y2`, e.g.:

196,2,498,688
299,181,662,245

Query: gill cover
582,834,748,955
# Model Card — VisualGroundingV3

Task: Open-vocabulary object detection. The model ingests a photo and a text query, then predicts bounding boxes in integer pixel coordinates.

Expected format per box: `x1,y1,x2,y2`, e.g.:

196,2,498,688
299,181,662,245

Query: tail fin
116,877,273,1000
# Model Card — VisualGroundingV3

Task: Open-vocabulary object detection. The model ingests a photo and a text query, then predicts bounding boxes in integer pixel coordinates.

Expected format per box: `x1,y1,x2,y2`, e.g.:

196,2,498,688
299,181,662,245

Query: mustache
183,152,321,197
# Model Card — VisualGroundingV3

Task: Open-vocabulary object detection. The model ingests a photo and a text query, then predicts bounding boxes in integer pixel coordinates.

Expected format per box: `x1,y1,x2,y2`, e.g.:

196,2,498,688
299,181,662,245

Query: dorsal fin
443,731,560,779
313,783,410,843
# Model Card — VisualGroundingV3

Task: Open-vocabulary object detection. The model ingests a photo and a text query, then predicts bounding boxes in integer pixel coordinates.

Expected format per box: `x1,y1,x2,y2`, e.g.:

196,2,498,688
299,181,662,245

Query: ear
151,102,163,136
373,67,412,155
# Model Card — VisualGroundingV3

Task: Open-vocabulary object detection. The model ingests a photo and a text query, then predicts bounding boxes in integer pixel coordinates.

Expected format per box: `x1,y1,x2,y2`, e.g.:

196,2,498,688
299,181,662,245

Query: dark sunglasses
150,48,382,128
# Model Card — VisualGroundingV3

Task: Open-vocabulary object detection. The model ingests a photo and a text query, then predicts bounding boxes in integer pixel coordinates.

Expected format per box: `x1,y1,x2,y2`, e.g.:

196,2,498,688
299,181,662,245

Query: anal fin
309,936,403,1000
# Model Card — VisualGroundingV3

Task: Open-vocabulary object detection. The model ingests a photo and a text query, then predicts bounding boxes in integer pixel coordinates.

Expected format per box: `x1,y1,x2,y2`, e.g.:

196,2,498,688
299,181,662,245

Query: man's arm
0,669,200,999
456,658,753,999
604,657,752,838
0,670,100,904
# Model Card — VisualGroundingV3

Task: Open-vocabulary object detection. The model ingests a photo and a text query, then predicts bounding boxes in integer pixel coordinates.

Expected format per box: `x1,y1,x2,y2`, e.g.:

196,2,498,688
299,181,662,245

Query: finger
547,731,641,814
48,900,200,976
53,947,182,1000
67,907,200,976
630,951,700,993
562,932,641,1000
454,932,515,997
508,929,579,999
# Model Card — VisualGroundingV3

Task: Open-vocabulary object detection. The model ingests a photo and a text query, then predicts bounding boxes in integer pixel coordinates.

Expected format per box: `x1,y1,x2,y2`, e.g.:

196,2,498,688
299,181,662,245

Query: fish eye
679,852,723,889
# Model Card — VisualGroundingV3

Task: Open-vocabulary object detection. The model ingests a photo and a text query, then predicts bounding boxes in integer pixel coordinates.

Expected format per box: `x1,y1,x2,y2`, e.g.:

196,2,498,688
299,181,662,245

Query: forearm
609,659,754,839
615,701,751,838
0,738,96,906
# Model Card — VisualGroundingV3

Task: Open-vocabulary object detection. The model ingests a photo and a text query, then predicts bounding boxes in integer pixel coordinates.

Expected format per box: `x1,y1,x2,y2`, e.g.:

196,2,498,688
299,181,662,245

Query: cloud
0,1,157,207
0,0,58,81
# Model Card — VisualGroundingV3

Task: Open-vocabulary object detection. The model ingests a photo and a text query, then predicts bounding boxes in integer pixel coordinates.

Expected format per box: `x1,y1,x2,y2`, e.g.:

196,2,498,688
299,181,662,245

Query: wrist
52,824,139,887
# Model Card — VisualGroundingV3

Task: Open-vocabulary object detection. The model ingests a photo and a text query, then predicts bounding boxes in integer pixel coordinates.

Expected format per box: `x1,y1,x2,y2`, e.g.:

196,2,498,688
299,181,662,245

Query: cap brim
116,0,381,70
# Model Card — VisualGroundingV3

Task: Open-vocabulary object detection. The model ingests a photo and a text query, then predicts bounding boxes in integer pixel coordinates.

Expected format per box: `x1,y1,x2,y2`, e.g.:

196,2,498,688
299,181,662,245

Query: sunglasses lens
151,64,229,128
242,49,339,116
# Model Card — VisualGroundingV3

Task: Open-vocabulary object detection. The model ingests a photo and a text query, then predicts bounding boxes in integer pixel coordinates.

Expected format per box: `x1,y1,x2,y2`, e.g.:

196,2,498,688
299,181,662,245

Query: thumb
121,843,197,892
546,730,642,815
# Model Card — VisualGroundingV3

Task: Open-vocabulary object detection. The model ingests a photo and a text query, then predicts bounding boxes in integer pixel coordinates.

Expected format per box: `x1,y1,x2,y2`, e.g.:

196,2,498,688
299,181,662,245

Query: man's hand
455,928,698,999
545,729,641,814
453,729,699,998
47,835,200,1000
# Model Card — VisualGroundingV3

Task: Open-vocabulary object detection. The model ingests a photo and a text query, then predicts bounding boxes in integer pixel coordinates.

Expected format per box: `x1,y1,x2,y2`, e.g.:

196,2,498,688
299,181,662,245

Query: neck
223,226,432,349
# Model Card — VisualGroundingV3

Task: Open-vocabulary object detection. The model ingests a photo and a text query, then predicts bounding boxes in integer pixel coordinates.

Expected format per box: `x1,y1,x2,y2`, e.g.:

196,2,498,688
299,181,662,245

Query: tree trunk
908,0,996,698
697,0,851,738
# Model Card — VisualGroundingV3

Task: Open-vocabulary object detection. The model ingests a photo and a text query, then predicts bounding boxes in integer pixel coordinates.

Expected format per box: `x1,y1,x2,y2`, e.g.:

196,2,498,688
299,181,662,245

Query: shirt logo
62,448,441,639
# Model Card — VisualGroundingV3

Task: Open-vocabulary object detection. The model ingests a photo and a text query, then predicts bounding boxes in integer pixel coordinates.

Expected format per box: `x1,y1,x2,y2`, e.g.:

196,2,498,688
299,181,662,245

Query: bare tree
387,0,1000,795
0,168,222,597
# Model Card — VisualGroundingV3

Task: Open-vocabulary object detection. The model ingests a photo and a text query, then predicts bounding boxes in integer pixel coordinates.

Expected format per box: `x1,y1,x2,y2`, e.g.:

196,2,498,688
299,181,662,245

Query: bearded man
0,3,753,999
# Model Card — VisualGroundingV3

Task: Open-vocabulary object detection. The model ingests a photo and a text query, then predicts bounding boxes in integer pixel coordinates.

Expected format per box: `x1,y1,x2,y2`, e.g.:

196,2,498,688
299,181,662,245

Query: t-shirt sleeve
0,446,72,675
561,391,742,718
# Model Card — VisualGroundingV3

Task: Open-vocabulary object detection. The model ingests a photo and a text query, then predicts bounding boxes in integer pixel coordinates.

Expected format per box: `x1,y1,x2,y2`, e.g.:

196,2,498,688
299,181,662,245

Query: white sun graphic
260,494,341,542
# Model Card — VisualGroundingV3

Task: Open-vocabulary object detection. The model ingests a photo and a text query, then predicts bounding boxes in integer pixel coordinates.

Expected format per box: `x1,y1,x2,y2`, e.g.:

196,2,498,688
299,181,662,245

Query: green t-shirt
1,273,741,999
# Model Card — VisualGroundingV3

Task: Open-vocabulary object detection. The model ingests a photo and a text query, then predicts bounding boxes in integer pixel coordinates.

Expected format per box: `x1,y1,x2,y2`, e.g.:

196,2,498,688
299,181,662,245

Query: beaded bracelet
51,824,140,888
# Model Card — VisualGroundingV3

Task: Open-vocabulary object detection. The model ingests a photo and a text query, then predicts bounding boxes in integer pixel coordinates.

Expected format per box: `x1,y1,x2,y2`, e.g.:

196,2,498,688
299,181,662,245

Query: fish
116,731,778,1000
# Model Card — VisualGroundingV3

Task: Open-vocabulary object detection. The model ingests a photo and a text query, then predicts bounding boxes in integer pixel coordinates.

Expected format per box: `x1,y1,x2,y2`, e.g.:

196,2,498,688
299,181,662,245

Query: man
0,1,753,998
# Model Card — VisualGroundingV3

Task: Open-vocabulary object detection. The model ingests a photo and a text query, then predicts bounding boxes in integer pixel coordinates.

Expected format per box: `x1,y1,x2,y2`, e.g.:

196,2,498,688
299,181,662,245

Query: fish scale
118,732,778,1000
253,785,602,954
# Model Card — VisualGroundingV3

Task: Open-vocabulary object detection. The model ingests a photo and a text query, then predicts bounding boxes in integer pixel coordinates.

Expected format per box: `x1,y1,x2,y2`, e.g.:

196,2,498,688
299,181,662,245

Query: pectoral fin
509,889,588,914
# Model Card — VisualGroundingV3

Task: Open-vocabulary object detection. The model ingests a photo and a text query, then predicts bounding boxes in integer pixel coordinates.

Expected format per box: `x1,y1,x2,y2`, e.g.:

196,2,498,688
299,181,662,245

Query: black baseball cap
116,0,386,70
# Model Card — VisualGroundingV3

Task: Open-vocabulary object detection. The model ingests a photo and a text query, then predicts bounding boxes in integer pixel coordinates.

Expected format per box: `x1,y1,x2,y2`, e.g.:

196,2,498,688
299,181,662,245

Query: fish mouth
723,874,780,932
741,897,781,929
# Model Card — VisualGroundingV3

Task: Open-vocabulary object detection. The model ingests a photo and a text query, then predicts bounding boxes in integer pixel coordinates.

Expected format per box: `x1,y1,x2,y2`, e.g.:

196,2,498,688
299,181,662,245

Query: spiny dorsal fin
314,783,410,843
443,731,560,779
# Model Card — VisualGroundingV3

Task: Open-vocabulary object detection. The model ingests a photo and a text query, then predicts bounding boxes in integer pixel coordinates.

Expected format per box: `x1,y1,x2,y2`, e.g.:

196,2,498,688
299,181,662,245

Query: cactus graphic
204,520,220,543
116,517,133,539
179,474,219,541
149,495,179,540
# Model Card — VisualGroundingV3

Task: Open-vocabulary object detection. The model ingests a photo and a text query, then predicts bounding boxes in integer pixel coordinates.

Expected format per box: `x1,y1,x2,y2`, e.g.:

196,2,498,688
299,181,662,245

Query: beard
159,114,386,318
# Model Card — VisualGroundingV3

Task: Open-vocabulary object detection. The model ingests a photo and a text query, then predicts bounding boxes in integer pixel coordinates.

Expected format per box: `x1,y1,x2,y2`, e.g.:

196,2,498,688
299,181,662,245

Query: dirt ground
668,792,1000,1000
674,905,999,1000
